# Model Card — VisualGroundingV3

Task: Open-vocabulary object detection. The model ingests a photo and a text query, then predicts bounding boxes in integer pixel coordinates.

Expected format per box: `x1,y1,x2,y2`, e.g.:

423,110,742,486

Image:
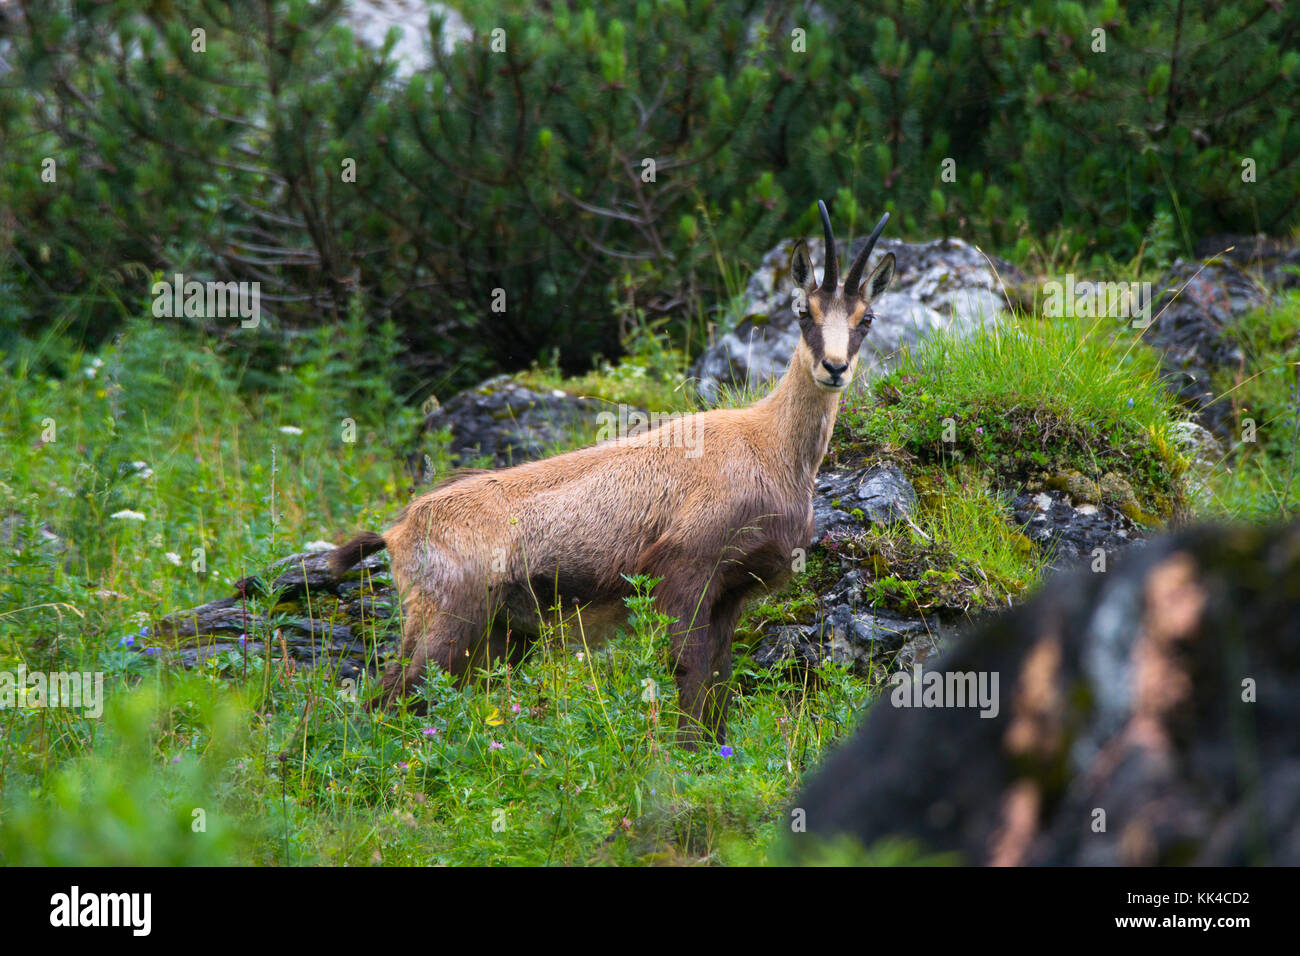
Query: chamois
330,201,896,747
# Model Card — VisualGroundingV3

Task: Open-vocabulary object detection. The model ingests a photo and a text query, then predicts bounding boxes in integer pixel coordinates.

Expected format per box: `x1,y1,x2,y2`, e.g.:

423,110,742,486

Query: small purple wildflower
119,635,134,648
719,745,734,758
511,703,521,714
489,741,504,751
421,727,438,737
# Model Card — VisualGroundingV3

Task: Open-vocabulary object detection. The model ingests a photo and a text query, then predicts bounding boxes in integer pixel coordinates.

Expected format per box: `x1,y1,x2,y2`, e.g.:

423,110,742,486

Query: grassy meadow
1,285,1297,865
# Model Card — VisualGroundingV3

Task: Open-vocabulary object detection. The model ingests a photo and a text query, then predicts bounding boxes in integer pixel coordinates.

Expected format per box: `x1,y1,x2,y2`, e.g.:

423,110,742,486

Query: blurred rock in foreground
794,521,1300,865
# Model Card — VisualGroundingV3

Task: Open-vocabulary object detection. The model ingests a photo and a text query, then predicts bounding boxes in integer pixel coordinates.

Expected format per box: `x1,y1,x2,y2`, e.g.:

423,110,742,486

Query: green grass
1197,291,1300,521
514,316,699,415
0,314,870,865
837,313,1188,522
746,470,1045,642
2,285,1296,866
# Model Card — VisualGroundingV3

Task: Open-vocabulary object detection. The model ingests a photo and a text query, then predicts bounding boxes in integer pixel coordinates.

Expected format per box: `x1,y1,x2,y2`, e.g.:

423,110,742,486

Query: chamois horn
844,211,891,295
817,199,838,293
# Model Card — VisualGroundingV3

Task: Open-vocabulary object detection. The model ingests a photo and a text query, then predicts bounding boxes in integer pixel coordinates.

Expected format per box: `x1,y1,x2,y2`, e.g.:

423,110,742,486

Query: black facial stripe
849,323,868,353
801,317,824,360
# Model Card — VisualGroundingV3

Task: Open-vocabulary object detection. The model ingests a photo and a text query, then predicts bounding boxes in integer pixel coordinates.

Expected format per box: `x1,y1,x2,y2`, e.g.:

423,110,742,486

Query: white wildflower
279,425,304,435
111,510,146,521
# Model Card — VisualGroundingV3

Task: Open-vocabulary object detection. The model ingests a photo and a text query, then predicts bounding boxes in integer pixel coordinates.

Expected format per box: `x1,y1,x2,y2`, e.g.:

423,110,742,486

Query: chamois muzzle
821,359,849,386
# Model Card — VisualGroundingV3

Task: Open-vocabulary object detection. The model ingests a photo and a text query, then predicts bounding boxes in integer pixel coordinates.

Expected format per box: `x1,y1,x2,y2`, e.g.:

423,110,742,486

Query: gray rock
158,462,907,679
1149,259,1262,367
234,548,388,598
1147,259,1268,441
751,625,825,670
811,465,919,543
154,453,1128,698
150,549,397,673
823,604,940,667
341,1,471,79
419,375,643,469
755,468,1148,683
855,466,917,525
1194,233,1300,290
894,631,948,671
1011,489,1141,572
750,566,946,679
691,235,1020,403
1170,420,1225,465
1170,420,1226,498
811,470,868,542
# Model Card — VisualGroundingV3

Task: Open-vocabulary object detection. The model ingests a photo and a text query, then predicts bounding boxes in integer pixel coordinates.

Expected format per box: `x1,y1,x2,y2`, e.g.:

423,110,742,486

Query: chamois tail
329,531,388,578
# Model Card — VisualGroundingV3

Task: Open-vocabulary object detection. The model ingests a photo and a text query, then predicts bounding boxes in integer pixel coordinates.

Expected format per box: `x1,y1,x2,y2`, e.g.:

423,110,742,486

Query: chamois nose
822,359,849,377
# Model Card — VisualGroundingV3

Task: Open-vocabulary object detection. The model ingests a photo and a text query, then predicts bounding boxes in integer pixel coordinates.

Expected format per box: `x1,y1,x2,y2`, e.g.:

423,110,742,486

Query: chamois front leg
660,575,738,750
699,591,746,744
668,621,715,750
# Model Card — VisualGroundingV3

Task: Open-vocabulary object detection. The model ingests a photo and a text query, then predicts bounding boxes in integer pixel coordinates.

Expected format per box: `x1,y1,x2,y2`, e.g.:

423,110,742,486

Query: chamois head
790,200,896,392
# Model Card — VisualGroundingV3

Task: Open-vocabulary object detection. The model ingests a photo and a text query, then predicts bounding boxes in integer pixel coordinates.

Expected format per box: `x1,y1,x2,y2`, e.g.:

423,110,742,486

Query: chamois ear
862,252,896,304
790,239,814,293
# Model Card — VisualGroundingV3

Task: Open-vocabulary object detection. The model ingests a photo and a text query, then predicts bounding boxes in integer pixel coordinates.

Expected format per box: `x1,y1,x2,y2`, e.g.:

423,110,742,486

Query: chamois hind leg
375,590,487,711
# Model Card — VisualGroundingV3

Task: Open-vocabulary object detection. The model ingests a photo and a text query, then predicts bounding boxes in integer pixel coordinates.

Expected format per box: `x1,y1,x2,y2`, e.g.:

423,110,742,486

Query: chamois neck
759,355,842,486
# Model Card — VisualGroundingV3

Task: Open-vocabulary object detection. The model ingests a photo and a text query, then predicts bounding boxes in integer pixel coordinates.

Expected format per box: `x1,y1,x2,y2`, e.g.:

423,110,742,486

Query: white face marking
809,300,858,391
820,321,850,365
